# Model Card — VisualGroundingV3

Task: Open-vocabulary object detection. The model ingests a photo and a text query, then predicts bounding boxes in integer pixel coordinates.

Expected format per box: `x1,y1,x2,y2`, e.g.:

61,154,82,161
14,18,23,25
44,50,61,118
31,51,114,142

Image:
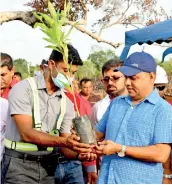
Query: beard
107,86,126,98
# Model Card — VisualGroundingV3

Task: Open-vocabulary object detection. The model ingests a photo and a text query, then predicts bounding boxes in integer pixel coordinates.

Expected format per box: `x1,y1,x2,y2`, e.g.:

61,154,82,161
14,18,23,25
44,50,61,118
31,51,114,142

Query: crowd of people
0,45,172,184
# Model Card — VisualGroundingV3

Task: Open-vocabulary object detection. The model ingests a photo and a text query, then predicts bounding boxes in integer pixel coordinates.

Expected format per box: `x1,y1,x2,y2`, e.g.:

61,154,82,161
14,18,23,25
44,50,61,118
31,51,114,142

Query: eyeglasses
102,76,123,83
155,86,166,91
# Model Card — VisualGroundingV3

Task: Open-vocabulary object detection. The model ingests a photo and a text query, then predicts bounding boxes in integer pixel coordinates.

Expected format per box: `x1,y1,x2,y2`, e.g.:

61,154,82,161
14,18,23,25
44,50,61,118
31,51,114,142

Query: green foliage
88,48,119,71
157,58,172,75
14,59,39,79
13,59,30,79
33,1,74,64
75,60,100,80
76,48,119,80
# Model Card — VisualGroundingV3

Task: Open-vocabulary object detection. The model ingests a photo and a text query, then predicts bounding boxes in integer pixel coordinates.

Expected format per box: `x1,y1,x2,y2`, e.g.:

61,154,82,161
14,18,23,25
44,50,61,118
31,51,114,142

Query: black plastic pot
73,115,96,144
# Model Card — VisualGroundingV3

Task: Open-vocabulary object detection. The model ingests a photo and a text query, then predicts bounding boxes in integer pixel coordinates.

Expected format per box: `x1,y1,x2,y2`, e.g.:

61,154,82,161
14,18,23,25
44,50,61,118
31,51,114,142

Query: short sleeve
59,97,75,134
95,105,110,134
152,104,172,144
8,80,32,116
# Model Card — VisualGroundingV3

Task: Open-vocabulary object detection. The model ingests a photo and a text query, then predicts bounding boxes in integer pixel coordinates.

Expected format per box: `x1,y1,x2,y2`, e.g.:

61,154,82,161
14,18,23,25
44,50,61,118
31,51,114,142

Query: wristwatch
117,145,126,157
163,174,172,179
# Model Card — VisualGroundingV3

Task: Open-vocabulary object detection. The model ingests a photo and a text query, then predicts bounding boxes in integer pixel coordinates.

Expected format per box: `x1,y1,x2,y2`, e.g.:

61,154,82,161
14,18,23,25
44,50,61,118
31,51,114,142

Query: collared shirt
91,95,111,124
6,74,75,154
0,79,17,99
0,98,9,161
96,89,172,184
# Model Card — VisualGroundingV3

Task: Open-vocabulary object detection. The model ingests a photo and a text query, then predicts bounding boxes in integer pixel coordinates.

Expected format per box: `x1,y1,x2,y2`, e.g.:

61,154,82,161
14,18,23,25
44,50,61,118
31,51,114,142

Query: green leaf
34,22,48,30
66,1,71,16
43,37,57,45
48,1,57,21
32,12,43,22
39,13,55,27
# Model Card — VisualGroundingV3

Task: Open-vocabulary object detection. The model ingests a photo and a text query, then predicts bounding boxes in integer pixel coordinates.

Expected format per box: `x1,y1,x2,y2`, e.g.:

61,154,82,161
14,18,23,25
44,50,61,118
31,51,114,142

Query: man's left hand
95,140,121,156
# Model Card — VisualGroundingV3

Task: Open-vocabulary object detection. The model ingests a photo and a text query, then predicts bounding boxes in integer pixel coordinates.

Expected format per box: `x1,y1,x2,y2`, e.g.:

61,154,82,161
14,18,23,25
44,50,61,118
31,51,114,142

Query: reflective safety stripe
27,77,42,131
56,91,66,130
4,138,54,152
4,77,66,152
4,138,38,151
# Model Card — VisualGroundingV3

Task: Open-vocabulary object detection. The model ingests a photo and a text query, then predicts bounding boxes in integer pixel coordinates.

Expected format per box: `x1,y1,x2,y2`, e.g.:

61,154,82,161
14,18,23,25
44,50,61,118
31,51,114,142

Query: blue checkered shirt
96,89,172,184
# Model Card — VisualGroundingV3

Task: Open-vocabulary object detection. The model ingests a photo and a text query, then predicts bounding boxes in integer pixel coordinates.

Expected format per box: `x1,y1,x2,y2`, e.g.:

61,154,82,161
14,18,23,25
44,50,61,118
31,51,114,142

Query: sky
0,0,172,65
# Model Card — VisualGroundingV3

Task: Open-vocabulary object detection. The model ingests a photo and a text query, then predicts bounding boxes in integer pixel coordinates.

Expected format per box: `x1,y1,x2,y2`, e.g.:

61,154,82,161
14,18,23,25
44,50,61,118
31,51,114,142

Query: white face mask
51,67,70,89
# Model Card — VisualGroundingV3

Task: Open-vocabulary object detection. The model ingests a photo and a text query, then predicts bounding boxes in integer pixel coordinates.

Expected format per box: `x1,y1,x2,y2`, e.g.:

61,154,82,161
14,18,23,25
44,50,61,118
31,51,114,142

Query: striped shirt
96,89,172,184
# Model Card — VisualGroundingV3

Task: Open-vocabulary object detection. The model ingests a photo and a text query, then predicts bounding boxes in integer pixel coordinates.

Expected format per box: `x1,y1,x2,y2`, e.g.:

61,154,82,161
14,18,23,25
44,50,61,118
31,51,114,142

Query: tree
88,46,118,71
76,60,99,80
76,47,119,79
0,0,171,48
14,58,40,79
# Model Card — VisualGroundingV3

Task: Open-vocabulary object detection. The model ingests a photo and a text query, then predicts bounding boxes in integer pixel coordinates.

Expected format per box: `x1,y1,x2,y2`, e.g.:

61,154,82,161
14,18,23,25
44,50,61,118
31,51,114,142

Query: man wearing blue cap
95,52,172,184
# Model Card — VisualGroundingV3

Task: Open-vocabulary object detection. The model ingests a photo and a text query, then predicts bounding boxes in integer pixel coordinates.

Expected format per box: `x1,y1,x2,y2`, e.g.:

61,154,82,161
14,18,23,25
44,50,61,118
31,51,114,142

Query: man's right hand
64,134,92,153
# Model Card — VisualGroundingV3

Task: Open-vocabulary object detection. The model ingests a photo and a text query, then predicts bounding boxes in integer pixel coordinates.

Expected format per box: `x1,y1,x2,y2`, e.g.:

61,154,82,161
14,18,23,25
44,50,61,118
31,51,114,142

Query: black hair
80,78,92,86
0,53,13,70
49,44,83,66
102,59,123,75
14,72,22,78
41,59,48,65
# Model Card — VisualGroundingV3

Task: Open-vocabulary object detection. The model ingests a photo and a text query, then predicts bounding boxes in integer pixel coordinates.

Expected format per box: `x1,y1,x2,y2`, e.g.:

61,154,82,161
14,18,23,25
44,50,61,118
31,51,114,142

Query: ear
149,72,156,84
48,60,56,70
11,67,15,75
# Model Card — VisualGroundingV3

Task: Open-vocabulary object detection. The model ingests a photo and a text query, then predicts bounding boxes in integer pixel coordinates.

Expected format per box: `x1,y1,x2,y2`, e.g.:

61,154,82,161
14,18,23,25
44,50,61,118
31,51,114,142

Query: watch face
118,152,125,157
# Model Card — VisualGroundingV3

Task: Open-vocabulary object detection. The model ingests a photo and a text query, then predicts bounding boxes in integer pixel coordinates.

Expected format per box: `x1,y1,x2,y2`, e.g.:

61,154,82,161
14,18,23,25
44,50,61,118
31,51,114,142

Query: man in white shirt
0,97,9,162
91,59,128,124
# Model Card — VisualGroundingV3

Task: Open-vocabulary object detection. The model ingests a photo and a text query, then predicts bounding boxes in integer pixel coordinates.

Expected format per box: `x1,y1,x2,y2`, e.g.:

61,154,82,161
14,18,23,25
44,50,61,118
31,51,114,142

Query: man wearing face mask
1,45,93,184
48,46,97,184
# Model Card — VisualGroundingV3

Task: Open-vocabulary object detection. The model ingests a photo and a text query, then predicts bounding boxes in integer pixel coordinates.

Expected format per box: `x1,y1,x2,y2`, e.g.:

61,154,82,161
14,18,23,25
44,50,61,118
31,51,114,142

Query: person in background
13,72,22,82
34,59,49,77
40,59,48,73
91,59,128,124
154,65,172,184
95,52,172,184
154,65,172,105
0,98,9,162
0,53,17,99
80,78,101,107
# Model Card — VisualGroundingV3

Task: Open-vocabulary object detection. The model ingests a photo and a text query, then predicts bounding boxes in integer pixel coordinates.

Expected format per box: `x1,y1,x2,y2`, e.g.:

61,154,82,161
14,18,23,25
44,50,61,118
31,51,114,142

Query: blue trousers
55,160,85,184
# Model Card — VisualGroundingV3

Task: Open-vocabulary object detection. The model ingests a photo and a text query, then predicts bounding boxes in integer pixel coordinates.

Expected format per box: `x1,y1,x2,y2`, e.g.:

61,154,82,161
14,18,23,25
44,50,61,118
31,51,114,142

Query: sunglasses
102,76,123,83
155,86,166,91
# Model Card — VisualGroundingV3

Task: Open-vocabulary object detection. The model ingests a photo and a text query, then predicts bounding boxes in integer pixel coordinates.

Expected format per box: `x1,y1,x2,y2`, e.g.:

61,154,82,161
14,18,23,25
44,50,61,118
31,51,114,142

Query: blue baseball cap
117,52,157,76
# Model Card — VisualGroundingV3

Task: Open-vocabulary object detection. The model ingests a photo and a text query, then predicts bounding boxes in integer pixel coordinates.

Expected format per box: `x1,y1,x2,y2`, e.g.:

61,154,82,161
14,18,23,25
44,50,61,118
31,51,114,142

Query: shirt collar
123,88,160,105
35,74,62,96
145,88,160,105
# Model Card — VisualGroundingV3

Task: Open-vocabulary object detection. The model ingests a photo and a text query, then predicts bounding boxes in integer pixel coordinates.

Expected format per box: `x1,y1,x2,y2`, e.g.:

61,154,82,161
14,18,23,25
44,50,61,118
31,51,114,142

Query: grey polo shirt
6,74,75,143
